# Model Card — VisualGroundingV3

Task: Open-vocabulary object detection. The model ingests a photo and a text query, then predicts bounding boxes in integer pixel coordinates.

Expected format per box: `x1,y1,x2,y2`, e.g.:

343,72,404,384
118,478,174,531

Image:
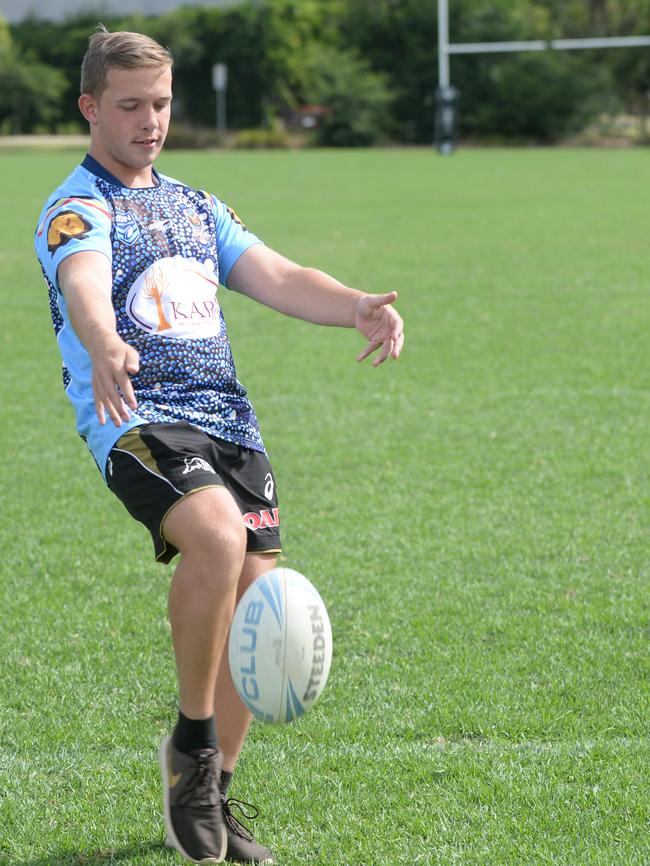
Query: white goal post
436,0,650,151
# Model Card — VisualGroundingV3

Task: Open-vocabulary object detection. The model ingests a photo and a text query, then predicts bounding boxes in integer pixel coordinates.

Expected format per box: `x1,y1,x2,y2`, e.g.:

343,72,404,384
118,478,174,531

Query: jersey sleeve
35,192,113,292
210,195,263,287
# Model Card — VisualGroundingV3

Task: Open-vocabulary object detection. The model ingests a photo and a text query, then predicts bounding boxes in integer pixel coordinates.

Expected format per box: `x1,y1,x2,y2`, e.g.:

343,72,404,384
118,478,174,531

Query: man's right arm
58,251,139,427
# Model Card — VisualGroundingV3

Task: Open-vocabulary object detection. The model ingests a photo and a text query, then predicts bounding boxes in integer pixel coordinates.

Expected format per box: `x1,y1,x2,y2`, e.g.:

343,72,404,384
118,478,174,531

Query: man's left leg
213,552,277,865
215,552,277,769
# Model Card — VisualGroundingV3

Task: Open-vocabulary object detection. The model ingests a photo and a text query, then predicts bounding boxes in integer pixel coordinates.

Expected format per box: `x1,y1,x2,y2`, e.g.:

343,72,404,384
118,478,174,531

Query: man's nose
140,106,157,129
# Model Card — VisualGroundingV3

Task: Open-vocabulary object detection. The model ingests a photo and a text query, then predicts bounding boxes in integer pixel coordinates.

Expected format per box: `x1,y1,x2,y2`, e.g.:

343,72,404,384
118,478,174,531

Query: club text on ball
239,600,263,701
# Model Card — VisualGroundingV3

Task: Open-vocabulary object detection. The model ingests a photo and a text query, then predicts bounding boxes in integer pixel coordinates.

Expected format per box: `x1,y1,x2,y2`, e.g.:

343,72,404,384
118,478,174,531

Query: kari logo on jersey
126,255,223,338
114,209,140,245
243,508,280,531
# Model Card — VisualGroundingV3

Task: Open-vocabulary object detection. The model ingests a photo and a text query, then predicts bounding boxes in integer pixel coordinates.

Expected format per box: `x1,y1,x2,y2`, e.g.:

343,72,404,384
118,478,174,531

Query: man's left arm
227,244,404,366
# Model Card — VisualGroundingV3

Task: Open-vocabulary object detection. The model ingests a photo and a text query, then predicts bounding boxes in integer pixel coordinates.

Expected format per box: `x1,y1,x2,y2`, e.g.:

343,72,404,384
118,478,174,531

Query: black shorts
105,421,281,564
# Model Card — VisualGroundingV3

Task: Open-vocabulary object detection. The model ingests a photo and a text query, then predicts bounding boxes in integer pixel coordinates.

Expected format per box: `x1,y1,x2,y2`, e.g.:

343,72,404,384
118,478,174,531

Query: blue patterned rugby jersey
35,154,265,478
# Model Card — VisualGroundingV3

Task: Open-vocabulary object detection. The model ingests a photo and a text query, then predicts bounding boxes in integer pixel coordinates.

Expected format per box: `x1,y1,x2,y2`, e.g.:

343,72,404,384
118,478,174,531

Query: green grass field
1,145,649,865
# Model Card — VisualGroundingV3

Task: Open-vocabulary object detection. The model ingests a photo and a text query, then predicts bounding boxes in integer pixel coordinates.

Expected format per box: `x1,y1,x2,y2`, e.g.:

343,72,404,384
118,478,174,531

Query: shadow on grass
16,840,169,865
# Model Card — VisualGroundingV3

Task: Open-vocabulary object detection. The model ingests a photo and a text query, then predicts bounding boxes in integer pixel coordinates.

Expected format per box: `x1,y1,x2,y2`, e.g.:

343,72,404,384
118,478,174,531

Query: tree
6,1,650,143
459,50,618,142
0,16,67,133
301,44,394,146
338,0,439,143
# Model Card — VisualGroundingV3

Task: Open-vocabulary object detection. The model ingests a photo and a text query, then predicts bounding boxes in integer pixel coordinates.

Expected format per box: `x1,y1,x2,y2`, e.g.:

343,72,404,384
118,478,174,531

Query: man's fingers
107,401,125,427
370,290,398,307
95,396,106,426
92,343,139,422
94,376,131,426
119,374,138,410
105,388,129,425
125,346,140,376
372,338,393,367
359,330,404,366
361,291,398,315
357,339,382,363
96,394,124,428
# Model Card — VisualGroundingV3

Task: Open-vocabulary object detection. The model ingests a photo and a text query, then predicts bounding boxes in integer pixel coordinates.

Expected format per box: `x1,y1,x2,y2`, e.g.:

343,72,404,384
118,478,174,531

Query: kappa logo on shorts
182,457,216,475
243,508,280,531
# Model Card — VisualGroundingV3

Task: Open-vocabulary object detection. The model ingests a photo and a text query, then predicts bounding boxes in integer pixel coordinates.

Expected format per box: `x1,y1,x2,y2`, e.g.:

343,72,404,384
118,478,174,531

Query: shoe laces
222,797,260,842
179,750,220,808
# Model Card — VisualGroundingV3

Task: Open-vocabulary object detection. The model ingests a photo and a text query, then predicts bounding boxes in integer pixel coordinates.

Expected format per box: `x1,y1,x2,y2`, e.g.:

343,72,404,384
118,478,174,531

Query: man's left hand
355,291,404,366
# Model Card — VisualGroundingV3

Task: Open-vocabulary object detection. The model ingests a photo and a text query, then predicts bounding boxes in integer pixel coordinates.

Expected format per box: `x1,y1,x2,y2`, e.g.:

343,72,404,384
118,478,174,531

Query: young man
35,26,404,866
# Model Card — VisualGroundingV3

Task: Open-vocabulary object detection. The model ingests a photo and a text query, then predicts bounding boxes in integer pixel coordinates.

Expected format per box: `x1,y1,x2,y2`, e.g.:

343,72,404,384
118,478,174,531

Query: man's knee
163,487,247,574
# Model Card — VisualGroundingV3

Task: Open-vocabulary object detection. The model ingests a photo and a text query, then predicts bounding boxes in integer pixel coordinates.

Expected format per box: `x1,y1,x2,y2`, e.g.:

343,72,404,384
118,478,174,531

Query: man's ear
78,93,98,124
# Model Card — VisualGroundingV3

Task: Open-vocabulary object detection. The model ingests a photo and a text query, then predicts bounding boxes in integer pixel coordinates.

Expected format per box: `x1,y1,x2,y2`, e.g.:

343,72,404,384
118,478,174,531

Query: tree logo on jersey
47,211,91,252
114,209,140,245
126,255,223,339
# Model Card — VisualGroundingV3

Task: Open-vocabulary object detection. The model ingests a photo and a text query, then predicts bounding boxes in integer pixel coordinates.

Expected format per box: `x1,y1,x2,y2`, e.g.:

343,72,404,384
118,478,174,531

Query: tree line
2,0,650,145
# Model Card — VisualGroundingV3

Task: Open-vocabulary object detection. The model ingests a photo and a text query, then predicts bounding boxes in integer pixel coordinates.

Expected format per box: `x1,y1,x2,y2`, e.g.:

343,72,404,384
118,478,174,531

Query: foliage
300,44,394,146
337,0,439,143
458,51,620,143
6,1,650,143
0,17,67,134
232,126,292,149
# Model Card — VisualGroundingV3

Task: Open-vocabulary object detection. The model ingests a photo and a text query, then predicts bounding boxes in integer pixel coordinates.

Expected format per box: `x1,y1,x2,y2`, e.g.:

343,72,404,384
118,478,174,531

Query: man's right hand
58,251,140,427
90,334,140,426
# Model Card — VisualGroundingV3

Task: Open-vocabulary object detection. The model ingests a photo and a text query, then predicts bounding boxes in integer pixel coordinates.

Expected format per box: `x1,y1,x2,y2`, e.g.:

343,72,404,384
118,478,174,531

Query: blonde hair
80,25,173,97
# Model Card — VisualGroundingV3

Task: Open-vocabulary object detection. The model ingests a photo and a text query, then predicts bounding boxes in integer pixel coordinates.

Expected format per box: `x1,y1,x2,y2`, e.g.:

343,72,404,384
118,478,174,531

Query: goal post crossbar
435,0,650,151
447,35,650,55
438,0,650,89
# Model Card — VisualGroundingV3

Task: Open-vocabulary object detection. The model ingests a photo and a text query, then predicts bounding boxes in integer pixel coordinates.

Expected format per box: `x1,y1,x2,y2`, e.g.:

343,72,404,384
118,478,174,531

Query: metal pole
435,0,459,154
448,40,546,54
212,63,228,136
438,0,450,88
551,35,650,50
217,90,226,135
448,35,650,56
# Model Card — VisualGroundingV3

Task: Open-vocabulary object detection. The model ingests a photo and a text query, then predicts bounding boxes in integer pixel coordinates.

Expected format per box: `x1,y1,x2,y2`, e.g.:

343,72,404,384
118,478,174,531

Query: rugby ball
228,568,332,724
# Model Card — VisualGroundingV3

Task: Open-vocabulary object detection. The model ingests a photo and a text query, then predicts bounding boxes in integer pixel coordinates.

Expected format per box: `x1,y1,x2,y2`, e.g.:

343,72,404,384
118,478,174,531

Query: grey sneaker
159,735,227,864
222,798,275,864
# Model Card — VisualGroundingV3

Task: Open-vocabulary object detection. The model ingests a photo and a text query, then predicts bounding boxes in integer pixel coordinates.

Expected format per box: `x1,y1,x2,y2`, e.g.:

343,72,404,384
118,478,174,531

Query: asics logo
264,473,274,500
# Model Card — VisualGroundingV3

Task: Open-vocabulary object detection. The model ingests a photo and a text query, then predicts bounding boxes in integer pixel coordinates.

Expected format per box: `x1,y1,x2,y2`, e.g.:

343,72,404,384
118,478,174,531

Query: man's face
80,64,172,179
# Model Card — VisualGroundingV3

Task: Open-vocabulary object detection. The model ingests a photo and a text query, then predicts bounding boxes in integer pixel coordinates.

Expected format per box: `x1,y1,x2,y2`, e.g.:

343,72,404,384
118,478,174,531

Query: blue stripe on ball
258,570,284,628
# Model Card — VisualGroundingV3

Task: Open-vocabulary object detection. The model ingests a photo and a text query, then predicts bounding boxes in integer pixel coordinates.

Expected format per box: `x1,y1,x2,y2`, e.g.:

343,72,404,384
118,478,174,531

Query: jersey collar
82,153,161,188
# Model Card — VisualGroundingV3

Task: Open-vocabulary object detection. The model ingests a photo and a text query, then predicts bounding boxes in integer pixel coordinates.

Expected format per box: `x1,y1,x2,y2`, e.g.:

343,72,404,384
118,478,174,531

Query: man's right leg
161,486,247,865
